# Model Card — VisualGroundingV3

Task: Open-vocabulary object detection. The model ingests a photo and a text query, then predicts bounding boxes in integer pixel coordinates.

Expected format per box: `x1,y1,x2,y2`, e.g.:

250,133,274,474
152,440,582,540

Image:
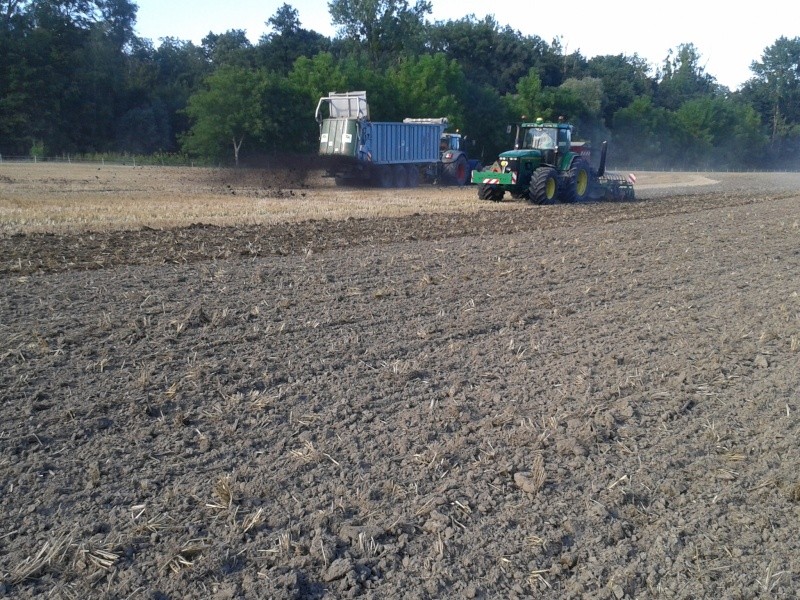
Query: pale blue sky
133,0,792,91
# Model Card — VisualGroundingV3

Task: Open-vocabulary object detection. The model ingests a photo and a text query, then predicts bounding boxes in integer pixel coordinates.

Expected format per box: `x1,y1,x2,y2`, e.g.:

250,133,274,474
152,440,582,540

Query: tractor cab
517,118,572,165
440,132,462,154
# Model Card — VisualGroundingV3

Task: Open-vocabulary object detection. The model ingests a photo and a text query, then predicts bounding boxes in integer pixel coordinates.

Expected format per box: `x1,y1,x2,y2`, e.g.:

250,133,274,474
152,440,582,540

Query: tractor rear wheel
444,154,469,186
529,167,558,205
478,184,504,202
564,158,591,203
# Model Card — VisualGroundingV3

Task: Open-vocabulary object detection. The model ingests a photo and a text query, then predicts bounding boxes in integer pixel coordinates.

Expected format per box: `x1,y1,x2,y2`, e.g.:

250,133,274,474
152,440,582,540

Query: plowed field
1,165,799,599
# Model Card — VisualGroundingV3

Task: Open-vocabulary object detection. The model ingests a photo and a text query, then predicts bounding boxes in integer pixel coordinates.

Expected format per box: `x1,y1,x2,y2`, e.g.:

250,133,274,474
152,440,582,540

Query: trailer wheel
478,184,504,202
374,165,393,188
529,167,558,205
444,154,469,186
392,165,408,188
406,165,420,188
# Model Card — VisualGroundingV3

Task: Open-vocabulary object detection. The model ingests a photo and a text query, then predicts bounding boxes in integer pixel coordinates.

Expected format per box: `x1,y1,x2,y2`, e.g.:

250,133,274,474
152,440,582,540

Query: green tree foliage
741,36,800,160
385,53,465,124
674,97,766,168
1,1,799,170
181,66,267,166
505,68,545,123
0,0,138,154
120,37,209,152
556,77,606,141
287,52,347,105
182,66,314,162
328,0,430,65
656,43,721,110
586,54,654,124
259,3,329,74
426,16,554,94
612,96,677,168
202,29,254,68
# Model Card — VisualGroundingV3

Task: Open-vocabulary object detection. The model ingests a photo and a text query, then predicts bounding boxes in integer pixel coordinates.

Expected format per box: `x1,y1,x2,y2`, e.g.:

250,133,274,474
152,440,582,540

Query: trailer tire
406,165,420,188
392,164,407,188
478,184,504,202
529,167,559,205
374,165,393,188
444,154,469,186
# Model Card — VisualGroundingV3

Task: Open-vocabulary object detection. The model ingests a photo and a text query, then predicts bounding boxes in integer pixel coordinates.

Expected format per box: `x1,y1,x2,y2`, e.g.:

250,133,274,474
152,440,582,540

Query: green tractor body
471,120,634,203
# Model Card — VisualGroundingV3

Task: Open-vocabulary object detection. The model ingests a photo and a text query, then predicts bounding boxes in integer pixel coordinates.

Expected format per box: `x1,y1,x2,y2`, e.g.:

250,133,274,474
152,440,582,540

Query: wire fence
0,154,208,167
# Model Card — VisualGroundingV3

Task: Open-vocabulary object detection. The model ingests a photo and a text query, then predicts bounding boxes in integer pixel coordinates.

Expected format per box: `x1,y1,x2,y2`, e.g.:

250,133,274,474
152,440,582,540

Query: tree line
2,0,799,170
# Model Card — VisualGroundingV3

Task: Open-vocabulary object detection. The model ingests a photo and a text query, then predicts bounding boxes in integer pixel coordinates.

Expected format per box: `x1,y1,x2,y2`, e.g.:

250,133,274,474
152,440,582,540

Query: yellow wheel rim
576,170,588,196
546,178,557,199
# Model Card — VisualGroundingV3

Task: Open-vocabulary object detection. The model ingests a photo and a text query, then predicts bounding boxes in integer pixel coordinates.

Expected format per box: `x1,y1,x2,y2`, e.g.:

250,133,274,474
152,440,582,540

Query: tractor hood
499,149,541,159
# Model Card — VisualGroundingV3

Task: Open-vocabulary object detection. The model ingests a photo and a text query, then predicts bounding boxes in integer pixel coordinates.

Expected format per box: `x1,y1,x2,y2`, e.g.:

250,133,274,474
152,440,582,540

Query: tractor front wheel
529,167,558,205
478,184,504,202
444,154,469,186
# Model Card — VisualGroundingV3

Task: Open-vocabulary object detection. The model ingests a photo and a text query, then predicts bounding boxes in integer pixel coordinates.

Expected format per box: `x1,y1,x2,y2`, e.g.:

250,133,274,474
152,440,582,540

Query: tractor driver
527,117,556,149
531,129,555,149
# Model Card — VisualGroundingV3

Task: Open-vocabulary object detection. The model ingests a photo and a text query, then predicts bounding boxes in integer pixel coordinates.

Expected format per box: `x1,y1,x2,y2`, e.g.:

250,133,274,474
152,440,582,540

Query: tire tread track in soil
1,172,799,598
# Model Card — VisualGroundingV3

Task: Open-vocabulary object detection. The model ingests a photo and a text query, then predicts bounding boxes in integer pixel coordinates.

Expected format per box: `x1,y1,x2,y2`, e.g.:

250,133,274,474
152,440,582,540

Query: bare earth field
1,164,799,599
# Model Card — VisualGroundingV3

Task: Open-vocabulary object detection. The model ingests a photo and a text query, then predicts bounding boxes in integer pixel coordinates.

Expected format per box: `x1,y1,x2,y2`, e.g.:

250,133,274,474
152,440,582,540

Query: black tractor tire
392,164,407,188
405,165,420,188
529,166,559,205
563,157,592,203
443,154,469,186
478,184,505,202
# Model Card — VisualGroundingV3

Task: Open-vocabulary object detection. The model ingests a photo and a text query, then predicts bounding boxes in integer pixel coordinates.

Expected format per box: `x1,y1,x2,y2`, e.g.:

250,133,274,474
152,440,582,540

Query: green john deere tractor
471,118,634,204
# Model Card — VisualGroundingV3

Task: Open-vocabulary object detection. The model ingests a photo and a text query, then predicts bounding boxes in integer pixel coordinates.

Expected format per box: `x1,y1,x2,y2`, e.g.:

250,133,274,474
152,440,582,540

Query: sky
132,0,792,91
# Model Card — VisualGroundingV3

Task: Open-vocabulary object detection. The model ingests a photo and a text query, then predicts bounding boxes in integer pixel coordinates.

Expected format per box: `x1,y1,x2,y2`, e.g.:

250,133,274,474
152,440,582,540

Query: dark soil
2,173,800,599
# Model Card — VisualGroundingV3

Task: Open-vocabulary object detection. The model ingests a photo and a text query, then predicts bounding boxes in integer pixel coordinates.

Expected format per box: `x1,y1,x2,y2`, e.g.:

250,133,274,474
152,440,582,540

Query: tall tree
675,96,766,168
181,66,266,166
426,16,555,95
386,53,466,124
202,29,254,68
742,36,800,144
258,3,329,74
328,0,431,65
656,43,720,110
586,54,654,125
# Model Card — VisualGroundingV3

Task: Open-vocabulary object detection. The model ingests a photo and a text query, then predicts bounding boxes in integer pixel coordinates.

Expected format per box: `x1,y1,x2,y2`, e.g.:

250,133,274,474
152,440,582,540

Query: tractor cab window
441,135,460,152
525,128,556,149
557,128,571,149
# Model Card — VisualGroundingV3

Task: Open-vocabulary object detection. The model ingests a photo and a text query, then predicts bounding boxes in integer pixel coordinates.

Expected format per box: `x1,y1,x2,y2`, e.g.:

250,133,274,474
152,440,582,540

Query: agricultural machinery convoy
315,91,480,187
471,118,635,203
